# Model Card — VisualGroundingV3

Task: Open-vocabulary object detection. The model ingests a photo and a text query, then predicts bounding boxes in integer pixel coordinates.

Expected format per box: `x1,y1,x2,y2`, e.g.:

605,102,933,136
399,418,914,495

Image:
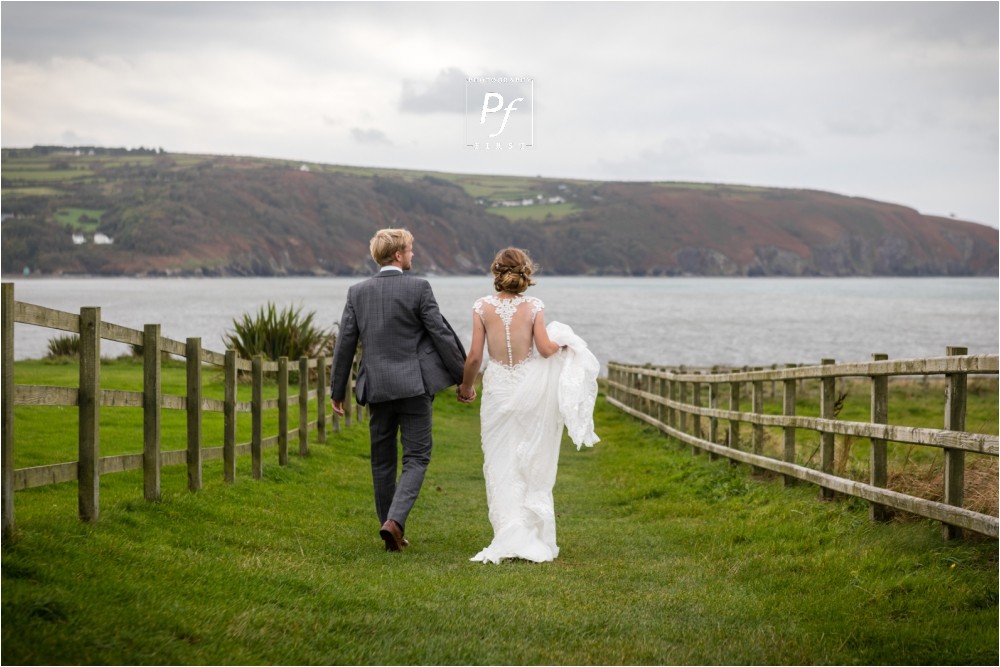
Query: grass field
489,201,581,221
2,361,997,665
53,207,105,232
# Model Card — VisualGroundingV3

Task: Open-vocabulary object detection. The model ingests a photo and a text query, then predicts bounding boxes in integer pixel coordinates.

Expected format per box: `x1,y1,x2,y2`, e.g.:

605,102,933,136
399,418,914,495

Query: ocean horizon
8,276,998,373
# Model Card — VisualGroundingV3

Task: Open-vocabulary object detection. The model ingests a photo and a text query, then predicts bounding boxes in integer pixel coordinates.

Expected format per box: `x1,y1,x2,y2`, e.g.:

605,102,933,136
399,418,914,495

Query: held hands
456,384,477,404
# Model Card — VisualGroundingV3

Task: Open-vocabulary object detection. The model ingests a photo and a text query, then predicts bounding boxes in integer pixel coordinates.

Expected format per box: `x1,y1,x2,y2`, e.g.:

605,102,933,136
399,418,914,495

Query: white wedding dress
470,295,599,564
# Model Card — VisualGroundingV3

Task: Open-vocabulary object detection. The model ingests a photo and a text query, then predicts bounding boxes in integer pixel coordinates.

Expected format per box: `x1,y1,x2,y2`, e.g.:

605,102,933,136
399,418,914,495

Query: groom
330,228,471,551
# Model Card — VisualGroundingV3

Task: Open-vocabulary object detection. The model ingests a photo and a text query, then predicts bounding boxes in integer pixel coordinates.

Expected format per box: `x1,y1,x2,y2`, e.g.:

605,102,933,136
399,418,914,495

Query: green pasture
653,181,771,192
489,201,580,221
0,187,61,198
2,360,997,665
54,207,105,231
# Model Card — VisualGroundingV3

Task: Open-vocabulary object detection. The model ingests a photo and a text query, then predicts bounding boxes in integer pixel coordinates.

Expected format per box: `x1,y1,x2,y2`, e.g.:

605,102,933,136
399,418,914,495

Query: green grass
1,186,61,197
3,365,997,664
489,201,580,221
54,207,105,231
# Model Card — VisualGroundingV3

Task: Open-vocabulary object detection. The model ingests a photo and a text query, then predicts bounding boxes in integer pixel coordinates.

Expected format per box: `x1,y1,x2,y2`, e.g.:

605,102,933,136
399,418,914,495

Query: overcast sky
2,1,998,227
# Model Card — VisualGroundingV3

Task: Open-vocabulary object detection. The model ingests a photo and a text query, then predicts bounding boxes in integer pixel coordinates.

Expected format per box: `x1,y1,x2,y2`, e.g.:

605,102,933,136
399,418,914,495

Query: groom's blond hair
370,228,414,266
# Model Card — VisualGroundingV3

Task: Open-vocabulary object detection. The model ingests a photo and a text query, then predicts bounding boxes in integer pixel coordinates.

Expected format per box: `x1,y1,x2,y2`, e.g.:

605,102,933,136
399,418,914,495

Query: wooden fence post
869,353,889,522
317,355,328,441
782,365,797,487
943,346,968,540
668,376,677,431
708,382,719,461
252,355,263,480
678,378,688,436
819,359,836,500
692,373,703,451
752,376,764,475
143,324,162,502
636,370,644,415
2,283,14,542
278,357,289,466
223,350,237,483
658,373,669,429
728,380,740,466
632,370,640,412
79,307,101,523
299,357,309,456
186,338,203,492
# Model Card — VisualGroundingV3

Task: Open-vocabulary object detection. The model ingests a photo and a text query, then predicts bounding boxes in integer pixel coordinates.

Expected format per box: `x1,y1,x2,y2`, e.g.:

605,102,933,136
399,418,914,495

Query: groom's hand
331,398,345,416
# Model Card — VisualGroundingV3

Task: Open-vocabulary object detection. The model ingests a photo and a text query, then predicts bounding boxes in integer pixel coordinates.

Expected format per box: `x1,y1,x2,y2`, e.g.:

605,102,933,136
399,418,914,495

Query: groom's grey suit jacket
330,271,466,405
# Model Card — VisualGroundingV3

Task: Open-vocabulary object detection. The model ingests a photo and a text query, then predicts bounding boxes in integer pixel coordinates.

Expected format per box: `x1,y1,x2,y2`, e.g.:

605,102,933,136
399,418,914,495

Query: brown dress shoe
380,519,405,551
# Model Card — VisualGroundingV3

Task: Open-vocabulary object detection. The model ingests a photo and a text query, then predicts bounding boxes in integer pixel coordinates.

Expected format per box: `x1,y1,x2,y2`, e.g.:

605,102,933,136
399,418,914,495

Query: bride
457,248,599,564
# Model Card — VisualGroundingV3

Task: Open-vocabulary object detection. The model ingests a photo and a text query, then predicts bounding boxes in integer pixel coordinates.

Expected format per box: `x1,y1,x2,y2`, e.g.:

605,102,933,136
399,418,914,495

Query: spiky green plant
45,334,80,358
224,302,333,362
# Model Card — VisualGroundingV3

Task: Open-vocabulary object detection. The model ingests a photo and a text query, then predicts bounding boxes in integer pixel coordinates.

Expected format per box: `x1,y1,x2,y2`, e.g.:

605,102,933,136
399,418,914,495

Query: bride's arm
533,310,561,358
458,312,485,400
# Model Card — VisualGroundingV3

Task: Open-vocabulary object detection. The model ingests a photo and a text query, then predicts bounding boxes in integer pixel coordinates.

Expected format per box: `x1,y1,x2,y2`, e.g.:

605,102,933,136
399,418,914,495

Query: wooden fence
607,351,999,539
1,282,360,543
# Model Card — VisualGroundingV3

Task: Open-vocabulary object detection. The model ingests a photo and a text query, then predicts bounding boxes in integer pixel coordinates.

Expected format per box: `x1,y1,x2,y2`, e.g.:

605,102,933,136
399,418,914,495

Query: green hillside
2,146,996,277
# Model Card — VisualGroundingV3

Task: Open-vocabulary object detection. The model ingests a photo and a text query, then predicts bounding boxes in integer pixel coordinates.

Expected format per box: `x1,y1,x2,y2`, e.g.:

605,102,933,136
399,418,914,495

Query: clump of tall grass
889,454,998,517
224,302,333,362
44,334,80,358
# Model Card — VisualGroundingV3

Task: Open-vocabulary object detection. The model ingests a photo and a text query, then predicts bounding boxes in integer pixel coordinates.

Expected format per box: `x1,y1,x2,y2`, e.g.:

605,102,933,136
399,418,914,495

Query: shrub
225,302,334,362
45,334,80,358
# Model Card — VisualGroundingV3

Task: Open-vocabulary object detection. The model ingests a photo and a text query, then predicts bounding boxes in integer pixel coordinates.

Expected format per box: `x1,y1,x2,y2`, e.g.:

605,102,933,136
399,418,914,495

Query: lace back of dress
476,296,542,370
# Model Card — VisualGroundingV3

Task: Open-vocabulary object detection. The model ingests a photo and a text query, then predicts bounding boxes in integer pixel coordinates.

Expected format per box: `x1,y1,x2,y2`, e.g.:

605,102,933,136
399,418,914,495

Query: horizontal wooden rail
14,301,80,333
631,355,998,383
608,351,999,541
14,385,324,413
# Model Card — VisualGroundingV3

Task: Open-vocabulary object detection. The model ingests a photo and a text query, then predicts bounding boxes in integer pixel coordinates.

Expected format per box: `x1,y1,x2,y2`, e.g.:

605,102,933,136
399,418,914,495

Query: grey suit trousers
369,394,434,532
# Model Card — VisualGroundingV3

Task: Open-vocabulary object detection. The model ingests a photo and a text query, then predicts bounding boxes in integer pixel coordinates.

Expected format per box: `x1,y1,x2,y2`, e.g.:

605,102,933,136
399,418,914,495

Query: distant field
489,201,580,221
54,207,105,231
1,168,94,182
1,186,61,197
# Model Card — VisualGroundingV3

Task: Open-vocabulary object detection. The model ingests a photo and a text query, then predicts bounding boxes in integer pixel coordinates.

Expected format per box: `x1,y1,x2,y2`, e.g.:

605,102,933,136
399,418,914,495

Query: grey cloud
60,129,101,145
825,116,892,138
400,67,469,114
350,128,392,146
894,2,998,48
703,131,802,157
401,68,534,115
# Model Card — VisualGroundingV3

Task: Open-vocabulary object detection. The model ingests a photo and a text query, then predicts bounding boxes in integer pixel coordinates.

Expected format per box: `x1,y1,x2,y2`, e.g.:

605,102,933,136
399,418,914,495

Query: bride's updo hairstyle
492,247,537,294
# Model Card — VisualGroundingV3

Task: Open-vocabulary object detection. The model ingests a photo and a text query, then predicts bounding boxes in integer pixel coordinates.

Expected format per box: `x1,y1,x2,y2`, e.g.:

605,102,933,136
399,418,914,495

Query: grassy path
2,388,997,664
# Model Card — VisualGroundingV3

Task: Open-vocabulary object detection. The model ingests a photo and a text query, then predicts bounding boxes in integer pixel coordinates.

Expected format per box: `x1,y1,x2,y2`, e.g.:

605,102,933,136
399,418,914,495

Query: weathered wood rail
1,282,360,543
607,351,999,539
